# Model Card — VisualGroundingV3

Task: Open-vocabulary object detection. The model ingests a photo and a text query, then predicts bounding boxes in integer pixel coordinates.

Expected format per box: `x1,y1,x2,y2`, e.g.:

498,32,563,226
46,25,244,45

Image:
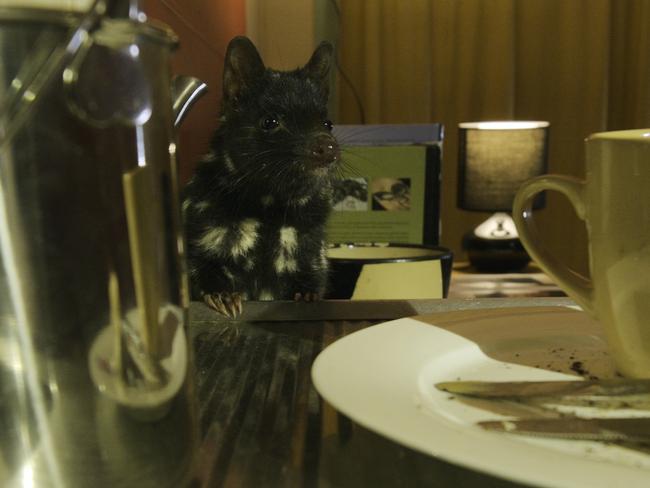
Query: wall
245,0,315,69
143,0,246,184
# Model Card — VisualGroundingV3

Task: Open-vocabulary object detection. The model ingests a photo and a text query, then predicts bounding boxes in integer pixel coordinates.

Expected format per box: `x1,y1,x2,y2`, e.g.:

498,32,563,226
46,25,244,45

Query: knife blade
478,417,650,443
436,378,650,398
189,297,577,322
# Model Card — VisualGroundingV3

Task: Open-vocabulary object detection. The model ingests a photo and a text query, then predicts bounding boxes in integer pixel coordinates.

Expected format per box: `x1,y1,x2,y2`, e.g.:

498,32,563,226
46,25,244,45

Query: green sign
327,145,440,244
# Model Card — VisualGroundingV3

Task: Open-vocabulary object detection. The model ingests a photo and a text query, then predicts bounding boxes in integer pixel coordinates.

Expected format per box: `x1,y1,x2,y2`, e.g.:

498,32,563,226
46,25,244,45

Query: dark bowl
326,244,453,299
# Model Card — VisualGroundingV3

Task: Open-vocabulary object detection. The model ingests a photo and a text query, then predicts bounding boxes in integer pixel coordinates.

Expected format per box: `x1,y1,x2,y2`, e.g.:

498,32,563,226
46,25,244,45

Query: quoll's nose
310,135,340,166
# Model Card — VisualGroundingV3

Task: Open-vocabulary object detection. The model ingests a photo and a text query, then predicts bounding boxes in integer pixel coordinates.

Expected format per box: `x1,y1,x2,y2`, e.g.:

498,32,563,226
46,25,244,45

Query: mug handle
512,175,594,314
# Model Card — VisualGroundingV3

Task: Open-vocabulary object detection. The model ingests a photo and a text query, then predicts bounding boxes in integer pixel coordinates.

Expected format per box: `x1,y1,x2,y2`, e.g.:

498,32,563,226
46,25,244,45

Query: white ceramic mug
513,128,650,378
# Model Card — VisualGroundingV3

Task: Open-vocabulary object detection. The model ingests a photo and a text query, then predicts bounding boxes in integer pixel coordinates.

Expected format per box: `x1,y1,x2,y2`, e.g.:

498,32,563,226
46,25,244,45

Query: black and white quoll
182,36,340,317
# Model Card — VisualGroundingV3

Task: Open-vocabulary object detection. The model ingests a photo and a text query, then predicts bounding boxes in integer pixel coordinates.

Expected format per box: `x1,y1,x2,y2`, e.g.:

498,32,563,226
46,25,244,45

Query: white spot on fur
275,226,299,273
292,195,311,206
195,201,210,212
258,289,275,300
313,244,329,271
201,151,217,163
231,219,259,258
261,195,274,207
197,227,227,252
182,199,191,214
224,151,236,173
279,226,298,254
275,257,298,273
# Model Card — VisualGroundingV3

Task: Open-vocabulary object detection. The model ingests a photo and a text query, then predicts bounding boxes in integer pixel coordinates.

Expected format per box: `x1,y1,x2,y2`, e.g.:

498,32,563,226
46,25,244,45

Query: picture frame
327,124,443,245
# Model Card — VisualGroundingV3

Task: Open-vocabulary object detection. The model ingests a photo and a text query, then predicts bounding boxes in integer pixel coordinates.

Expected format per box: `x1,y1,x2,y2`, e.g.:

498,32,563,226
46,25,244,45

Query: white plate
311,306,650,488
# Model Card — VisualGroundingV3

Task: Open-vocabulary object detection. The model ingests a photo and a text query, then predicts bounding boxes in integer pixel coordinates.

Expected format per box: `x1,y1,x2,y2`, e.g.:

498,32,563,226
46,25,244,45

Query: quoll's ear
304,41,334,88
223,36,265,102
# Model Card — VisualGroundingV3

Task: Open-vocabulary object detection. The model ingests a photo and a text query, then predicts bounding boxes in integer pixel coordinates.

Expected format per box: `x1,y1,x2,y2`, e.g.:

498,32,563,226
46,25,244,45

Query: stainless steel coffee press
0,1,206,486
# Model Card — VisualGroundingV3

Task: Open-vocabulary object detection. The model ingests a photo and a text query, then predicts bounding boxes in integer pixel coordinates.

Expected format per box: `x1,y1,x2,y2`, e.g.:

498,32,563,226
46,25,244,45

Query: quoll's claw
203,292,243,318
294,292,320,302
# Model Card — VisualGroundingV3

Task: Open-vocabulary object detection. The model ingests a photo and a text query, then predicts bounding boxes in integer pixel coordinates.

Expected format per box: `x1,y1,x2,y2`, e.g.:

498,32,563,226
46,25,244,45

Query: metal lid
0,7,81,25
0,7,178,45
97,17,178,47
0,0,94,10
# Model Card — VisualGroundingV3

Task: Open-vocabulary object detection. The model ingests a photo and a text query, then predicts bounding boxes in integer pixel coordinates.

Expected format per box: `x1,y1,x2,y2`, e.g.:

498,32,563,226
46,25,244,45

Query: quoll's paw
293,292,321,302
203,292,243,319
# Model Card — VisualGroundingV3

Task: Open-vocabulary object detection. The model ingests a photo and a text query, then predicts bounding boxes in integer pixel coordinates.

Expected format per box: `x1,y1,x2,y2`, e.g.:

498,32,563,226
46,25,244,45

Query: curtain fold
608,0,650,129
338,0,650,273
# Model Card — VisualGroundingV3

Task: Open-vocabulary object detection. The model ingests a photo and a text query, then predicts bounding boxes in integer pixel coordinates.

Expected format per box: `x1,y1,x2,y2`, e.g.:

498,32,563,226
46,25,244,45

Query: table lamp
457,121,549,272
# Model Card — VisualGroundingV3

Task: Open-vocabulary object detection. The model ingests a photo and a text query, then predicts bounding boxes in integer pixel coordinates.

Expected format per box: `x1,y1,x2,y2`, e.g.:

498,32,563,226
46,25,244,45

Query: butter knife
479,417,650,443
436,378,650,397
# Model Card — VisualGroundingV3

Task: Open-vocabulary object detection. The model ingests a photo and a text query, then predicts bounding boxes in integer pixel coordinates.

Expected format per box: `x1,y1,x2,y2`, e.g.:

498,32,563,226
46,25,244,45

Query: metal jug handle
0,0,108,148
172,76,208,128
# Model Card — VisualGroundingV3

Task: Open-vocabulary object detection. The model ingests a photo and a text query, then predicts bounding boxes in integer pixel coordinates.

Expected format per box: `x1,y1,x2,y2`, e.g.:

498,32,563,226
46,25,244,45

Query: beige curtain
337,0,650,274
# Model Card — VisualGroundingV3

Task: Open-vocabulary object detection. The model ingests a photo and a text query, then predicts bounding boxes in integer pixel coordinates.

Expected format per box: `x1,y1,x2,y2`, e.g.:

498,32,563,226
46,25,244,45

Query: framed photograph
327,124,443,245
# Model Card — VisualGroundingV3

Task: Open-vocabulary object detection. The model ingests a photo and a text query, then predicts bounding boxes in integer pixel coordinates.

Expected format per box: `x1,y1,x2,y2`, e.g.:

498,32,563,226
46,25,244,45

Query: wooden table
189,297,575,487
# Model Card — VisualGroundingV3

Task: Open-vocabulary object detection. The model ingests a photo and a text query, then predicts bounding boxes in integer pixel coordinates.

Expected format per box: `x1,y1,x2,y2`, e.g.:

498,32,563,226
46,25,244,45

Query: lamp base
462,213,531,272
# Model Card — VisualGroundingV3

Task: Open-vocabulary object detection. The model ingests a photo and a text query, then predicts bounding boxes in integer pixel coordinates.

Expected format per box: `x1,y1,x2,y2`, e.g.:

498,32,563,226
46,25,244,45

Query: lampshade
457,121,549,211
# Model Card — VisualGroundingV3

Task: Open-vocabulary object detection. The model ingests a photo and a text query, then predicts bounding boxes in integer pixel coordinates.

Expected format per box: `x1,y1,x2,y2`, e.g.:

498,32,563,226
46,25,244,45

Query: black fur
182,37,339,304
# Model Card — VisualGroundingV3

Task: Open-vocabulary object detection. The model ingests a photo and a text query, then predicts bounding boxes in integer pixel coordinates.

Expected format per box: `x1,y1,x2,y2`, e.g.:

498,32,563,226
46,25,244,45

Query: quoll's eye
324,119,333,131
261,117,280,131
